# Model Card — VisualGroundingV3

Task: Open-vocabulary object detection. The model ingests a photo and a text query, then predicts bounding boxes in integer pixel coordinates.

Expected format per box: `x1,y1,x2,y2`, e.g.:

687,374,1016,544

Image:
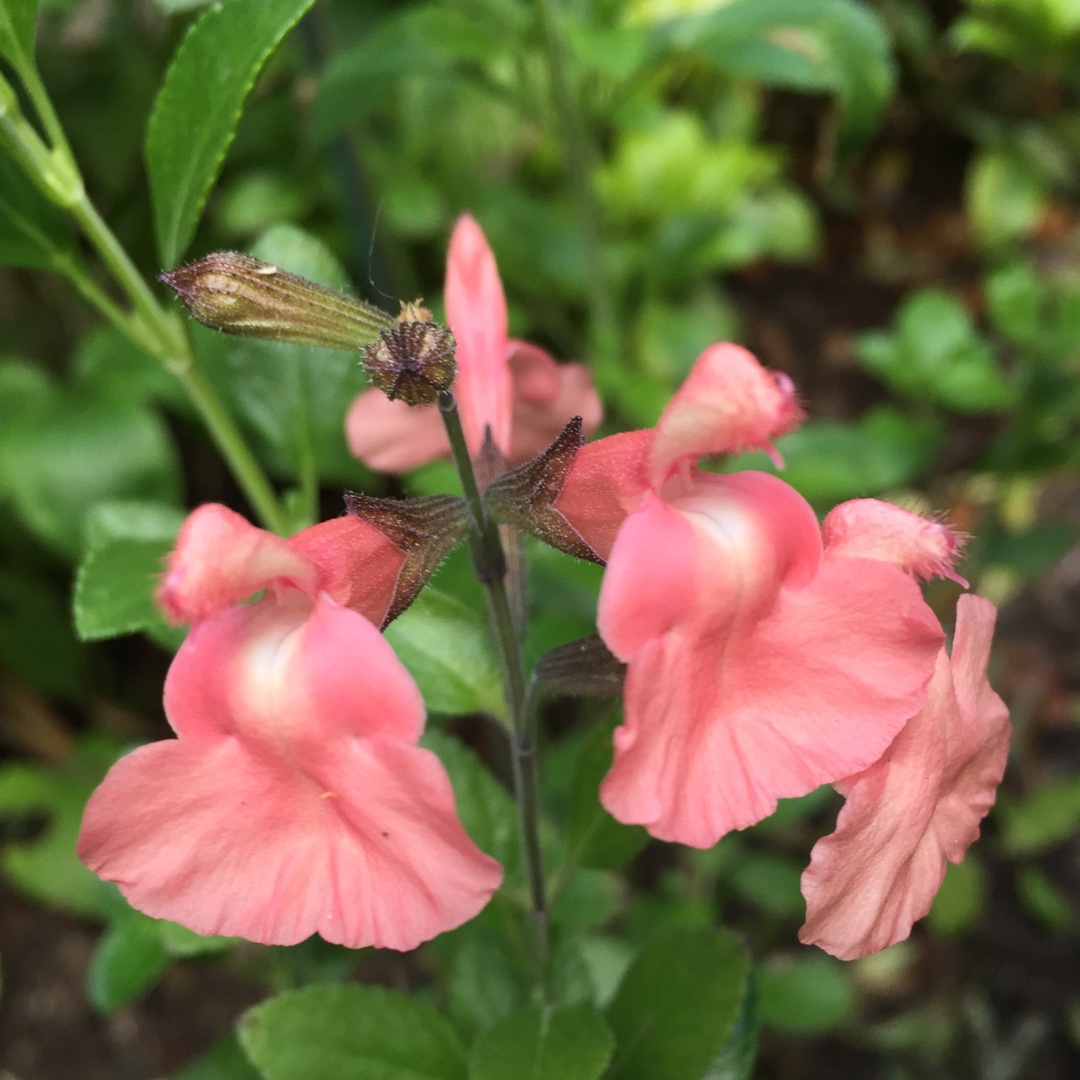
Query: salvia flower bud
159,252,395,349
361,302,457,406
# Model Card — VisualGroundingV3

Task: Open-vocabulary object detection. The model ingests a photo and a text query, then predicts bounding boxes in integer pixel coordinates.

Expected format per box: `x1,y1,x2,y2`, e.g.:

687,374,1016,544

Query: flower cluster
82,214,1009,962
78,506,502,950
551,343,1010,958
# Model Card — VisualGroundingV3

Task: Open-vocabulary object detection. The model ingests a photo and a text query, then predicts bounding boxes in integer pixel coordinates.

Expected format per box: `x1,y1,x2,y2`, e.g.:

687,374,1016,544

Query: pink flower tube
346,213,603,472
800,590,1010,959
78,505,503,950
558,344,947,848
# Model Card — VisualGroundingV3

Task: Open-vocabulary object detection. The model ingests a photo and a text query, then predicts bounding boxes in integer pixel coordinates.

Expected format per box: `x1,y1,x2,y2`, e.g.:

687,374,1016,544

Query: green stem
537,0,619,365
0,69,289,535
439,391,550,977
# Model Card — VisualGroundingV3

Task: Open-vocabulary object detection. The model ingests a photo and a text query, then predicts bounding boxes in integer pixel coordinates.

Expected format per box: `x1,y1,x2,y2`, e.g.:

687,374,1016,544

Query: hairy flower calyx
362,308,457,406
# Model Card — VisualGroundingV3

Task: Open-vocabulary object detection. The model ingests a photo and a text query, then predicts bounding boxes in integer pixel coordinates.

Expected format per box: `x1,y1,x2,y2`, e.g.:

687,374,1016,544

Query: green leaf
1016,865,1074,932
469,1005,614,1080
385,589,505,720
999,775,1080,855
420,729,519,878
758,954,854,1033
0,149,77,269
967,149,1048,249
238,984,467,1080
927,855,987,937
194,225,374,485
175,1033,262,1080
87,913,170,1012
652,0,895,142
857,290,1015,413
605,927,751,1080
730,407,941,504
708,972,759,1080
985,262,1046,348
74,501,186,642
146,0,317,266
0,0,38,73
0,372,180,558
566,728,648,872
0,735,128,917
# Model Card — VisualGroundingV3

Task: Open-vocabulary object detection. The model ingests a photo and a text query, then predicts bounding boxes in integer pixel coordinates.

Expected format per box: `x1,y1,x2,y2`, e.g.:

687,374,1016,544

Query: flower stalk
438,389,550,976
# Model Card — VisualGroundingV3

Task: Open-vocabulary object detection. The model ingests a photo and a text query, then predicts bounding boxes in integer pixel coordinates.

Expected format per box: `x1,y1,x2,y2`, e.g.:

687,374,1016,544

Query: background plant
1,1,1079,1078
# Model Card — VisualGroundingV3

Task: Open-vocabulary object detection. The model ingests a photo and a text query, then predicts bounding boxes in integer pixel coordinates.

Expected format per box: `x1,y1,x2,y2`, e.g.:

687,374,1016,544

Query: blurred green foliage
1,0,1080,1077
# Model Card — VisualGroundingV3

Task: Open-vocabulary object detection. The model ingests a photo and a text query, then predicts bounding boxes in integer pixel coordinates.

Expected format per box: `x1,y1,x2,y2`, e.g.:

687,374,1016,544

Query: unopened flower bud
361,304,456,406
159,252,395,349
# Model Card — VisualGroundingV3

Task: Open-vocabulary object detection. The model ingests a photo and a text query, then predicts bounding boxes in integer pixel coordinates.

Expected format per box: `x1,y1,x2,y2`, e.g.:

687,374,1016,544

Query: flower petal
164,593,424,746
345,389,450,474
157,504,317,625
823,499,967,585
647,343,801,486
553,429,653,562
288,515,406,627
599,475,942,847
799,594,1008,959
78,734,502,949
445,214,512,456
507,342,604,464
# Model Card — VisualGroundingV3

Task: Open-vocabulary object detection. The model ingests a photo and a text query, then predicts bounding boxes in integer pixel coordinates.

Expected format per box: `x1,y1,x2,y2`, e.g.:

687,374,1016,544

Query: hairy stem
439,391,550,978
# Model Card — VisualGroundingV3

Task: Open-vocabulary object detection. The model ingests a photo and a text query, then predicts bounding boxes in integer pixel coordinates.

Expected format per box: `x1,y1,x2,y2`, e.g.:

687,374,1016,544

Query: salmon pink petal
157,504,317,625
77,734,502,949
345,389,450,474
799,595,1009,959
445,214,512,456
288,515,406,627
647,343,801,486
78,593,502,949
823,499,967,584
506,341,604,464
553,430,653,562
599,476,942,846
164,593,424,746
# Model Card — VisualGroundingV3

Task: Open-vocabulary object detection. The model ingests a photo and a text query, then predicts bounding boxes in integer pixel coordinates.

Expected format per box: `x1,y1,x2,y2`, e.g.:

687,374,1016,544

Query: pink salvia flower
346,214,602,472
78,505,503,950
580,343,946,848
799,583,1009,955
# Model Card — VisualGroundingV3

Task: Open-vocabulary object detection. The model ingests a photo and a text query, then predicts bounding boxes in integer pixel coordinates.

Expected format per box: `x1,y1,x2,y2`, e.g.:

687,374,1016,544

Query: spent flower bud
159,252,395,349
361,303,457,405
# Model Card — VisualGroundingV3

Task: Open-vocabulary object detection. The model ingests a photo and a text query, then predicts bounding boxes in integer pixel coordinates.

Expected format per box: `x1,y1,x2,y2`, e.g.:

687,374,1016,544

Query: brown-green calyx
361,302,457,406
159,252,395,349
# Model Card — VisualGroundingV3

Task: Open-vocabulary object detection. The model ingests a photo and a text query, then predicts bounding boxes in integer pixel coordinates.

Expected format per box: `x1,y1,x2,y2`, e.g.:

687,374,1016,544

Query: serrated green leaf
758,954,854,1033
606,927,751,1080
238,984,467,1080
146,0,317,266
74,501,185,642
420,729,519,878
0,0,37,73
384,589,505,720
651,0,895,142
469,1004,614,1080
87,913,170,1012
0,149,76,269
